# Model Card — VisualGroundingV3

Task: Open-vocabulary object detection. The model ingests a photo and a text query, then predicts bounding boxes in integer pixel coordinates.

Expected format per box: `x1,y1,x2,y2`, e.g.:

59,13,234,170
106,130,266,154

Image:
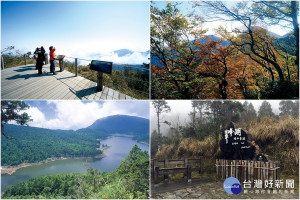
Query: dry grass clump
249,117,298,146
155,117,299,175
247,116,298,175
155,136,221,160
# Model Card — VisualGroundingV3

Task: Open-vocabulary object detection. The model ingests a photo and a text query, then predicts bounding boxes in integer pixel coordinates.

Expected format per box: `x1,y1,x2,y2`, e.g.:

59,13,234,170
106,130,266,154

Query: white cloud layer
20,101,149,130
63,50,149,65
98,52,150,65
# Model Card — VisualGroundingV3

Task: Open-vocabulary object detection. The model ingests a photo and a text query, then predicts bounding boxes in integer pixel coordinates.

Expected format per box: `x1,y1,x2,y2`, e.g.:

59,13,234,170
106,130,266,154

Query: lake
1,136,149,192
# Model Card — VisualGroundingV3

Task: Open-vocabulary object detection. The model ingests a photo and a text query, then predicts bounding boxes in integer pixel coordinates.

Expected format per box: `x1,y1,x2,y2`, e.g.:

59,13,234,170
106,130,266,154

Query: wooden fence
151,157,203,184
216,159,280,185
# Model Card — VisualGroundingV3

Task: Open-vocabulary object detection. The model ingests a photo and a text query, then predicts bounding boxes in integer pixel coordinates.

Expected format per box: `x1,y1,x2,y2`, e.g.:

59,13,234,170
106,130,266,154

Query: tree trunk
157,112,160,135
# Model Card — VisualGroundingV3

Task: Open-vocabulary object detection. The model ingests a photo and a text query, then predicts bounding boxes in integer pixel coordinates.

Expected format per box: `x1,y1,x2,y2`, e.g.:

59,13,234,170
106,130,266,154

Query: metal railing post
97,71,103,91
24,54,27,65
1,56,4,69
75,58,78,77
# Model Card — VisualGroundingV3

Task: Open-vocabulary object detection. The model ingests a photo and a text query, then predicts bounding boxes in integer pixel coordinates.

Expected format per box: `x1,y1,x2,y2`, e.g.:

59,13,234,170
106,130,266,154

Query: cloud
63,50,150,65
20,101,149,130
98,52,150,64
26,107,47,126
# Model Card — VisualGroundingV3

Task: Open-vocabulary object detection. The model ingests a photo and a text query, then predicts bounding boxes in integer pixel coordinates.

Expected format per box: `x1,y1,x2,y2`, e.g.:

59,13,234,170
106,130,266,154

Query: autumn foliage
151,2,299,99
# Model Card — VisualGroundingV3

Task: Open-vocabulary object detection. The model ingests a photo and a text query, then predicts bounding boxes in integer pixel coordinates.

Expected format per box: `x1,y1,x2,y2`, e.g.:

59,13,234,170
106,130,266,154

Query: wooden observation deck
1,64,135,100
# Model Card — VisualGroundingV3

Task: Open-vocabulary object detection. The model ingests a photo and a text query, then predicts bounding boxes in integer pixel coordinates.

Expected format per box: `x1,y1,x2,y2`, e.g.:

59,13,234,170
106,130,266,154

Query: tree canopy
151,1,299,99
1,101,32,138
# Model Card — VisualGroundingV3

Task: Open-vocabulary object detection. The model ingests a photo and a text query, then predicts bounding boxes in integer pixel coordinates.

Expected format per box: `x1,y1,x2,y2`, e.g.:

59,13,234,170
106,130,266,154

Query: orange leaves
151,64,168,77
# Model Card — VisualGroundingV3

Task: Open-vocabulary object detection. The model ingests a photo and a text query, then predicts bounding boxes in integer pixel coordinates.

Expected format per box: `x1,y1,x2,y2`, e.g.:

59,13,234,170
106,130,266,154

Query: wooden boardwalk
1,64,135,100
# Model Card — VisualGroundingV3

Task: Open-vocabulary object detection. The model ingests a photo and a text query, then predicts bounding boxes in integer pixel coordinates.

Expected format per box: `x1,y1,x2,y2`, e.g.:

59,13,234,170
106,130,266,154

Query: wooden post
262,162,265,184
151,159,155,180
184,157,188,178
75,58,78,77
45,54,48,64
272,162,275,189
97,71,103,91
248,160,250,181
200,157,204,174
1,55,4,69
59,59,64,72
216,159,219,179
164,158,169,180
241,161,244,182
24,54,27,65
276,161,279,180
225,160,227,178
187,165,192,182
231,160,234,178
154,166,159,184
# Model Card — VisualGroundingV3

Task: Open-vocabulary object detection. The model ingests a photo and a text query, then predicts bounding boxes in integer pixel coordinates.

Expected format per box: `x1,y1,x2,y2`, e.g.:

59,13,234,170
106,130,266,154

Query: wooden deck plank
2,75,49,96
1,65,58,95
1,66,48,89
14,75,60,99
1,65,135,100
3,75,57,99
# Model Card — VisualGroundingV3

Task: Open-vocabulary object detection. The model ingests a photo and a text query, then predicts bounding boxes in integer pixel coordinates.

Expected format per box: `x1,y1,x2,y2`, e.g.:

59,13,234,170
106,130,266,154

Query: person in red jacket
49,46,57,75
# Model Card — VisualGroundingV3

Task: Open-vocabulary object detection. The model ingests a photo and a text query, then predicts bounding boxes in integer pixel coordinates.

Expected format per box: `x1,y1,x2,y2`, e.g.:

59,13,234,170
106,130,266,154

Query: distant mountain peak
113,49,134,57
87,115,149,135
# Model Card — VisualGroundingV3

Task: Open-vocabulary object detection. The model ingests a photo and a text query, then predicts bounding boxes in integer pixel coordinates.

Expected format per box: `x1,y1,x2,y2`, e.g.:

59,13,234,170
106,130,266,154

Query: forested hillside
2,115,149,166
2,145,149,199
1,124,103,166
86,115,149,142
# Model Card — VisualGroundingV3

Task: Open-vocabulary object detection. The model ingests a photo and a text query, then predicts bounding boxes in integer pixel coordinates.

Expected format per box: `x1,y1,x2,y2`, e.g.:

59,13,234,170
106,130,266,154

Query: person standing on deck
49,46,57,75
34,47,39,70
34,46,46,75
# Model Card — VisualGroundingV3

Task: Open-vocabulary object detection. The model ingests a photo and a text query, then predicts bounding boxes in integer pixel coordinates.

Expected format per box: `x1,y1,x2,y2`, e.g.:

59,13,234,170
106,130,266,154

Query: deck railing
1,54,150,99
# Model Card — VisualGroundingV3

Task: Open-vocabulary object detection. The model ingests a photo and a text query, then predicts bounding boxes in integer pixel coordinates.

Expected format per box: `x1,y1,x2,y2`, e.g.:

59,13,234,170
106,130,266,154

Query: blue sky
1,1,150,63
22,100,149,130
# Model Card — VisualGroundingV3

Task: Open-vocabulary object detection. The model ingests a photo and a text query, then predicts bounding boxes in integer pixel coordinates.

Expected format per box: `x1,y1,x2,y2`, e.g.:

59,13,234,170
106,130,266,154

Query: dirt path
151,181,299,199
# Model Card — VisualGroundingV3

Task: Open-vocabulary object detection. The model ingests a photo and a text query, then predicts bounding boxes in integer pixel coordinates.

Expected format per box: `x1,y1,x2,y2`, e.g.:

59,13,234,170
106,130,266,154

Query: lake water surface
1,136,149,192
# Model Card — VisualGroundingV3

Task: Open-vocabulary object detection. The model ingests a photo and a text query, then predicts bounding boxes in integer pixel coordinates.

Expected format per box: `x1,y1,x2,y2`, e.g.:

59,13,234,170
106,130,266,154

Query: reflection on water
1,136,149,191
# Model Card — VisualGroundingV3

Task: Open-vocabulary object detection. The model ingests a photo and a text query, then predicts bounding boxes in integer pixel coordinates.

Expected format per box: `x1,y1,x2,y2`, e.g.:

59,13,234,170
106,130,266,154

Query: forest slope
1,115,149,166
2,145,149,199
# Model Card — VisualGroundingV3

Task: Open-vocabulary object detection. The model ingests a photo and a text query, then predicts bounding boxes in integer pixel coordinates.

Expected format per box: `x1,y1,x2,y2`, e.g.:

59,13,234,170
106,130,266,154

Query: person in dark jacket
34,46,45,74
34,47,39,69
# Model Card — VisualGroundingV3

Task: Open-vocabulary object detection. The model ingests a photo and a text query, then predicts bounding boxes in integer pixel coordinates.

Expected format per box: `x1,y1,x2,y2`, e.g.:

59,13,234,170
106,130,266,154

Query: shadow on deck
1,64,135,100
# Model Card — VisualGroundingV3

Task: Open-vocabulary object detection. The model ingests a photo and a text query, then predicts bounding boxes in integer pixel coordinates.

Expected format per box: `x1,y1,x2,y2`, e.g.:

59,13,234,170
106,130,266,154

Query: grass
2,56,35,69
248,116,299,175
63,62,149,99
153,117,299,183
